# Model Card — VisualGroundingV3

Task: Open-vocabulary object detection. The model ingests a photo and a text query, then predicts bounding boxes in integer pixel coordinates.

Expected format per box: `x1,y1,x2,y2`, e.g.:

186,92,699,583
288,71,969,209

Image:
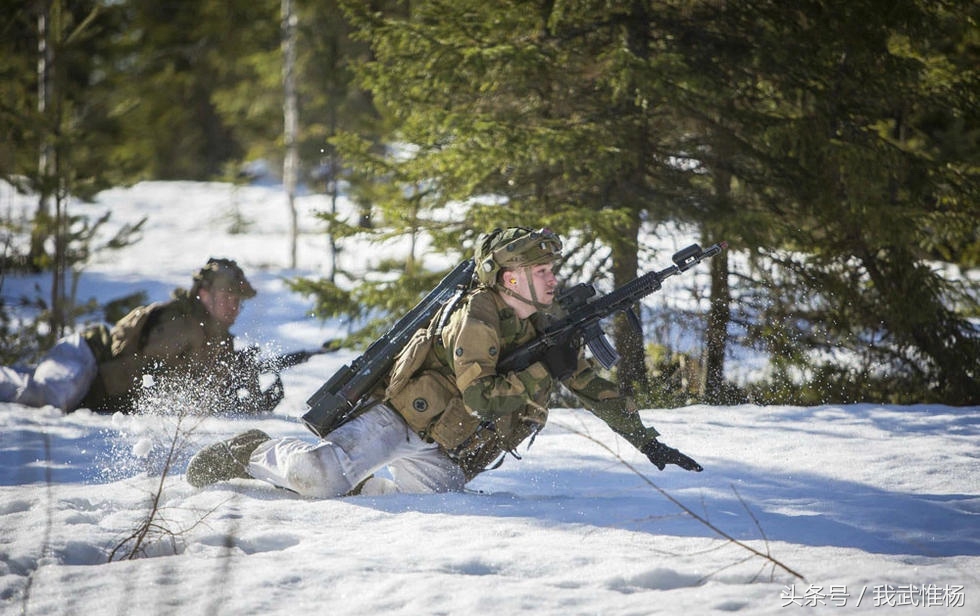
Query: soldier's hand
258,373,285,412
540,332,579,380
641,439,703,472
235,345,261,366
232,346,262,381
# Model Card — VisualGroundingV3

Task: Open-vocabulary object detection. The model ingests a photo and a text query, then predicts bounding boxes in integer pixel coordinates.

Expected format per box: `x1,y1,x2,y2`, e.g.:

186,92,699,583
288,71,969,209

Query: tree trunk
611,213,649,395
37,0,69,337
31,0,54,271
701,238,730,403
282,0,299,269
701,168,732,403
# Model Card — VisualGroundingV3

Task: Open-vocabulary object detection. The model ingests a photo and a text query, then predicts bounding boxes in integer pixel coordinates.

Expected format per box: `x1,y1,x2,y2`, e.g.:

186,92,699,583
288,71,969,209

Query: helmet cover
192,258,257,298
474,227,562,286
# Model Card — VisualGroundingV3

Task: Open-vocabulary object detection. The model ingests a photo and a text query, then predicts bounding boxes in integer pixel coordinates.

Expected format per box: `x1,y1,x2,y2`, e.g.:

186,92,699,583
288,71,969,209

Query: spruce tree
665,0,979,403
333,0,719,396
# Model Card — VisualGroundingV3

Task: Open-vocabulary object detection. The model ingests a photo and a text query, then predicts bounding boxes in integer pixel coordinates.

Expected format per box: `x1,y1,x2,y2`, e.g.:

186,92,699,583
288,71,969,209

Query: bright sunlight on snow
1,181,977,615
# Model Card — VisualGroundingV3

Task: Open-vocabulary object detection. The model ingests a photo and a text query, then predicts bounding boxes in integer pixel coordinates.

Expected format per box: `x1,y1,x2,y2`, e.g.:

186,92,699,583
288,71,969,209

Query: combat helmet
191,258,257,298
474,227,563,287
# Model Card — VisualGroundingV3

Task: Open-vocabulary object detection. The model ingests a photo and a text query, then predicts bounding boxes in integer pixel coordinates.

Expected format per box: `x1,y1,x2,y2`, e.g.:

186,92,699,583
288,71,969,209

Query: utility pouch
385,327,435,399
428,399,482,450
81,324,114,363
388,370,459,433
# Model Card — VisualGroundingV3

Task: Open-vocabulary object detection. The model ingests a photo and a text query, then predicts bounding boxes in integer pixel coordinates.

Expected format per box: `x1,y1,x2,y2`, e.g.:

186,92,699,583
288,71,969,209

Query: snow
2,181,978,615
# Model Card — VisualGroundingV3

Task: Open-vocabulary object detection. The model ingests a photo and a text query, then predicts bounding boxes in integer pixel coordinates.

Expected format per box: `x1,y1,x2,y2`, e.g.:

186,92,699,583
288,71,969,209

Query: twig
107,411,212,561
565,426,805,582
730,481,776,578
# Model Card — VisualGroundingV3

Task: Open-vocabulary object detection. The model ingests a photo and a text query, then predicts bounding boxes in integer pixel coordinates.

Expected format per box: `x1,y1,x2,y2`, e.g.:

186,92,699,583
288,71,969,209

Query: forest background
1,0,977,406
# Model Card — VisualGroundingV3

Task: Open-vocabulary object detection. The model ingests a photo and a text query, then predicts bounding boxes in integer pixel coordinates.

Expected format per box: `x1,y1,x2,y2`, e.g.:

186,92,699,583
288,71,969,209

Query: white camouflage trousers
0,333,97,411
247,402,467,498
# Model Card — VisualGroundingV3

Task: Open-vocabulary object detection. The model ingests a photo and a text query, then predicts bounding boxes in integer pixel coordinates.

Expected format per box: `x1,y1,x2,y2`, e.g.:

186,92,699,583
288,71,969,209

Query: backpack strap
110,302,165,356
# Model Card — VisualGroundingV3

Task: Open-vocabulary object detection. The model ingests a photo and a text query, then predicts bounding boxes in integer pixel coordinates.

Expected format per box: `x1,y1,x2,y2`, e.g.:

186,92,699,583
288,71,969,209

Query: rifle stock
301,259,476,437
497,241,727,374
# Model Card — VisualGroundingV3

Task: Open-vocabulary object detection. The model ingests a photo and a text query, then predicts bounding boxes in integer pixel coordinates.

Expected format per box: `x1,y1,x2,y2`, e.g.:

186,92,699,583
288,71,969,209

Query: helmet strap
498,266,550,312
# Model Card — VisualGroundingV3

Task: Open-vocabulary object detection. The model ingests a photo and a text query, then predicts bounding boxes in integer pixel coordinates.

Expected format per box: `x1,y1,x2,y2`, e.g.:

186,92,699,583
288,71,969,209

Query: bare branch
558,424,805,582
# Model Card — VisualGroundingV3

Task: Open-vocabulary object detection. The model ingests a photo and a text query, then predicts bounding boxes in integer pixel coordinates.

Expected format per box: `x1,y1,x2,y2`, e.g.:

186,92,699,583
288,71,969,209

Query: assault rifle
301,259,477,437
230,343,339,413
236,342,337,376
497,241,727,374
254,342,340,374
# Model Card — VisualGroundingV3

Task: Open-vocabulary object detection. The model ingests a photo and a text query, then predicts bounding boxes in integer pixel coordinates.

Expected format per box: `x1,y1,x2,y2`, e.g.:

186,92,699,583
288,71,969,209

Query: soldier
186,228,701,495
0,258,281,414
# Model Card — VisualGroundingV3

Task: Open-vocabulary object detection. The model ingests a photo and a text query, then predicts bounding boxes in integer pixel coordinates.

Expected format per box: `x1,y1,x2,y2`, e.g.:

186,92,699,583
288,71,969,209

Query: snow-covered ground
1,181,977,615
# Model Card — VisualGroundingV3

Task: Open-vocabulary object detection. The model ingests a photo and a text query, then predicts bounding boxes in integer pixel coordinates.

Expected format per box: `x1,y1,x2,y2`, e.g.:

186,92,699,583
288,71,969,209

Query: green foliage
343,1,656,222
659,0,980,404
320,0,979,404
288,260,468,348
3,0,976,404
0,1,145,194
0,203,146,362
332,0,718,393
110,0,282,180
0,293,51,365
636,344,704,409
744,363,943,406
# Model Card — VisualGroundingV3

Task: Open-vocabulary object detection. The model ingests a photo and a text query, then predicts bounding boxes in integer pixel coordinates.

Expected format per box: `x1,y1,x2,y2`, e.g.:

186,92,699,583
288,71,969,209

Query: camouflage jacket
384,287,659,479
80,290,256,413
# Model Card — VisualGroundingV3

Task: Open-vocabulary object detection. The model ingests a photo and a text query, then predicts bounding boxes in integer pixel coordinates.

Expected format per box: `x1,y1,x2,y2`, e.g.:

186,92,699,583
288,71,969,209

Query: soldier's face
198,287,242,327
508,263,559,306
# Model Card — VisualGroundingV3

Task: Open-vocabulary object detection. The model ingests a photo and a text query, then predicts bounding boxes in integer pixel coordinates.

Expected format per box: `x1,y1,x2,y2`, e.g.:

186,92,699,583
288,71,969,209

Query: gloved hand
641,439,703,472
227,347,283,413
256,373,285,412
540,332,579,380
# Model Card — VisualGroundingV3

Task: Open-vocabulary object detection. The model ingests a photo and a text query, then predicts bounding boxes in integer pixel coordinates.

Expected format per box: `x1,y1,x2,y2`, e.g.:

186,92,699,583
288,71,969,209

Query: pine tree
0,0,146,342
666,0,979,403
333,0,721,396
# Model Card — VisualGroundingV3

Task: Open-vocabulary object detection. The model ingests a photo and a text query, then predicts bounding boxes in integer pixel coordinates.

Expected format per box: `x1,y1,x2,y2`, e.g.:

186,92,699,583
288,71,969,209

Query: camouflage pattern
474,227,563,286
385,287,659,479
192,257,257,298
80,289,254,413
